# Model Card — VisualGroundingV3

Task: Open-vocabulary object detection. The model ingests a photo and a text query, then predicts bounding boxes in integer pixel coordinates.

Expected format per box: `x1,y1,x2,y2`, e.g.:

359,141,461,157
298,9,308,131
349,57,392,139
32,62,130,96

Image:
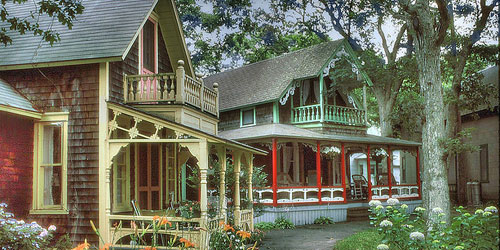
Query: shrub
254,222,276,231
369,199,500,250
0,203,56,250
209,222,259,250
274,217,295,229
314,216,334,225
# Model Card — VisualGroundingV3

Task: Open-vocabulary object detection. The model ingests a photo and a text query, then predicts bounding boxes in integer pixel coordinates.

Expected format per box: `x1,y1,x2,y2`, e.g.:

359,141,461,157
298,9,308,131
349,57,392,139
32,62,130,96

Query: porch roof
218,123,421,147
108,101,267,155
0,78,41,117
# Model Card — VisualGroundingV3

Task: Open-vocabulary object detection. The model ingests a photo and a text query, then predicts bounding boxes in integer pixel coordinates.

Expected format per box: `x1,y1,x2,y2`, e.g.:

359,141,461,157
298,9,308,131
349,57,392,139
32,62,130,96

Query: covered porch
101,102,265,249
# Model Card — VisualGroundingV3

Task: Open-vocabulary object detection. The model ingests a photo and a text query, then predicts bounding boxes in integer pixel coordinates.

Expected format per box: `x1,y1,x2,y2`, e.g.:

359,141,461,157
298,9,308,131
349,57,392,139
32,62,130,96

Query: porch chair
351,175,368,200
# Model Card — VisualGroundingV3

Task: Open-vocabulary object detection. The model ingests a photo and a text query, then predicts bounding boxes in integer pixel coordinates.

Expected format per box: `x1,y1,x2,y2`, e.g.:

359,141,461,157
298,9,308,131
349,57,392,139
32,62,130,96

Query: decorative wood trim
0,105,42,119
0,57,121,71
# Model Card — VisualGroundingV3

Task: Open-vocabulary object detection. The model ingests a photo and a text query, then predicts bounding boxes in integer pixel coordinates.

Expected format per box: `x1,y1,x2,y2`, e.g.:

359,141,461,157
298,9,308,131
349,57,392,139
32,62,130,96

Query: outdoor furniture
351,175,368,200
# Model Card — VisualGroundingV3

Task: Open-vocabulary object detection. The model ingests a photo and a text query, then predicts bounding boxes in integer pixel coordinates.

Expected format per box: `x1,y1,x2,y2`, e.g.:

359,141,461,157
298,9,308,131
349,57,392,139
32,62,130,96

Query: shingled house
0,0,264,249
205,40,423,224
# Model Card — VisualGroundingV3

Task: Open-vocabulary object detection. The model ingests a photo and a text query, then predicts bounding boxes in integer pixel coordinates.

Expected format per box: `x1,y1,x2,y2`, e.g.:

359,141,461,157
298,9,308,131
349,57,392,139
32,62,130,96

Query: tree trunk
378,100,394,137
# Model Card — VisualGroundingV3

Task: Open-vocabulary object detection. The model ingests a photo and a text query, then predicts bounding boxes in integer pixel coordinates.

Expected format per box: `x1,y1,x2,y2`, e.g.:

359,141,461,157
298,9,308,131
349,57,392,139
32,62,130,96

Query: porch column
341,143,347,203
416,147,421,199
319,72,325,122
387,146,392,197
367,145,372,200
199,139,209,247
247,153,254,230
316,141,322,204
175,60,185,104
363,85,368,126
217,146,227,222
234,151,242,226
272,138,278,207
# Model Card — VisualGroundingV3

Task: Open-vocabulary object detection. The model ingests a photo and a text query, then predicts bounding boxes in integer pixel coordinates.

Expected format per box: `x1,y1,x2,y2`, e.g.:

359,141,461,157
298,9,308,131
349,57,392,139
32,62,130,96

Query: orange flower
152,215,160,221
219,220,225,227
160,217,172,227
99,243,112,250
179,238,196,248
236,230,251,239
72,240,90,250
223,224,235,232
140,247,157,250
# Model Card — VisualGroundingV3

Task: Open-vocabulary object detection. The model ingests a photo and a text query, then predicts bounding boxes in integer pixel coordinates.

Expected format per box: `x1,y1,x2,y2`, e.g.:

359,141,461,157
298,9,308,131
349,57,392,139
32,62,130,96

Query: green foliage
53,234,72,250
333,229,382,250
254,222,276,231
209,223,260,250
439,128,480,157
176,200,200,219
390,80,424,139
1,0,84,46
313,216,334,225
368,199,500,250
274,216,295,229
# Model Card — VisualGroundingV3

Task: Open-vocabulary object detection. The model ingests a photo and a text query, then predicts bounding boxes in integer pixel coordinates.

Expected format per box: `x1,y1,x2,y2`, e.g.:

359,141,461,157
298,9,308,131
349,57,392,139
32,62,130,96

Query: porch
102,103,264,249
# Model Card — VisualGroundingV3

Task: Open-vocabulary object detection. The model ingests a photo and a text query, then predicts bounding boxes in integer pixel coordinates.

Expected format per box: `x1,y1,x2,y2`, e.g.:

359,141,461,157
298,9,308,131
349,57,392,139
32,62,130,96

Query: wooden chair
351,175,368,199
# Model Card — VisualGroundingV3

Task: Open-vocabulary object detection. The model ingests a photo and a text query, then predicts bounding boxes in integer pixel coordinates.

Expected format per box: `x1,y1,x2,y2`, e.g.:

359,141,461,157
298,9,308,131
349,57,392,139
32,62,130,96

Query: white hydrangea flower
432,207,443,214
485,206,498,213
409,231,425,241
48,225,56,231
401,204,408,209
369,200,382,207
475,209,484,214
377,244,389,250
483,211,492,216
380,220,393,227
376,205,384,210
415,207,426,212
387,198,399,206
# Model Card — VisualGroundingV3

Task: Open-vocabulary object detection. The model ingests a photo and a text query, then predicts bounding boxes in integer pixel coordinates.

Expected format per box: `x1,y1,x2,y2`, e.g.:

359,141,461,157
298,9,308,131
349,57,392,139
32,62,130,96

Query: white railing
292,104,321,123
277,187,320,203
255,188,274,203
371,186,390,199
320,187,344,202
391,185,419,198
184,75,202,108
324,105,366,126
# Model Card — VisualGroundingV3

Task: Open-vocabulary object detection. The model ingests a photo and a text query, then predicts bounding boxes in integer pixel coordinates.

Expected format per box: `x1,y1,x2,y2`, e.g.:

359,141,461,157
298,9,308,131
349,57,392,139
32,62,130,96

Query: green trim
273,101,279,123
319,71,325,122
295,122,367,130
240,107,256,127
181,163,186,201
341,40,374,87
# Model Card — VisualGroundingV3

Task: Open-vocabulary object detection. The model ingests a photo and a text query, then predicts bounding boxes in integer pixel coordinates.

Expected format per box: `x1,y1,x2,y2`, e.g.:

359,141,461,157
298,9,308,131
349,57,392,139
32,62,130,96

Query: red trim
391,184,419,187
316,141,322,204
416,147,421,199
367,145,372,200
371,185,390,188
320,185,344,188
341,143,347,203
387,146,392,197
272,138,278,207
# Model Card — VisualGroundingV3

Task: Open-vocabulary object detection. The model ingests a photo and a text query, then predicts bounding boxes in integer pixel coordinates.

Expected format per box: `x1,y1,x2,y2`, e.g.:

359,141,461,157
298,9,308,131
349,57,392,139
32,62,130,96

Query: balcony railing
123,60,219,117
291,104,366,126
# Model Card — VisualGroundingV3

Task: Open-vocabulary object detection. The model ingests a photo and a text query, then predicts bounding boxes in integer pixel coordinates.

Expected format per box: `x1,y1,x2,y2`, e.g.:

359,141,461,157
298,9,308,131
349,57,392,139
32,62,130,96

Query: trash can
466,181,481,206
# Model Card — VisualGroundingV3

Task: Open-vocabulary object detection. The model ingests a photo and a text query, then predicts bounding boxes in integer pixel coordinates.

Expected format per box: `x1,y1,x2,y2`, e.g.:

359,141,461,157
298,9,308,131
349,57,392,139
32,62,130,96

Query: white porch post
233,151,242,227
98,62,110,245
217,146,227,222
199,139,209,249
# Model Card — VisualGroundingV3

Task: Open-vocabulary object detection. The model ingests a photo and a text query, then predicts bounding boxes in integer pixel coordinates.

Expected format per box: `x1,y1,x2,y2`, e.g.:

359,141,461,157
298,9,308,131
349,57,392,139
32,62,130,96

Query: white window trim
30,112,69,215
112,146,132,213
240,107,256,127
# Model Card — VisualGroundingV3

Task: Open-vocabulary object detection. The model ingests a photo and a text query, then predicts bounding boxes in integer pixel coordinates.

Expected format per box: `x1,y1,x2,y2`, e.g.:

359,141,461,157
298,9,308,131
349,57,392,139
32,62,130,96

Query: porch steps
347,207,370,221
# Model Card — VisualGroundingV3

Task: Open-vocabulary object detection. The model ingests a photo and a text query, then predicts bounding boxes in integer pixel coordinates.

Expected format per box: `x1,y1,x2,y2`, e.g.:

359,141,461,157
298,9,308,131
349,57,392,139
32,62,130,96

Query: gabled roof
0,0,194,75
0,78,41,118
219,123,421,147
203,39,346,111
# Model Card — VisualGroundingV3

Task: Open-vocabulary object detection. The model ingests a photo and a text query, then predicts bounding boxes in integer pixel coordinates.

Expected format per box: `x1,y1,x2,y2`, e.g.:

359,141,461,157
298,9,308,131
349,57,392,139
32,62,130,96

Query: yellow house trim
0,57,121,71
30,112,69,215
98,62,110,245
0,104,42,119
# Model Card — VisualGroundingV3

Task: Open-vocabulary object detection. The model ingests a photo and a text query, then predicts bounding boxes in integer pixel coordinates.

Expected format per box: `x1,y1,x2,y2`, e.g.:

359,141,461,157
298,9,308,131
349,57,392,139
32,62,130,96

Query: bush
254,222,276,231
0,203,56,250
334,229,382,250
368,199,500,250
314,216,334,225
274,217,295,229
209,223,260,250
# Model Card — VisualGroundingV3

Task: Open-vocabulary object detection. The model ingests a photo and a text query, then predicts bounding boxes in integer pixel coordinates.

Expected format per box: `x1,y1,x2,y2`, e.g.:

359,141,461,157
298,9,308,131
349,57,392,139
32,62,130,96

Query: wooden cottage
0,0,264,249
204,40,423,224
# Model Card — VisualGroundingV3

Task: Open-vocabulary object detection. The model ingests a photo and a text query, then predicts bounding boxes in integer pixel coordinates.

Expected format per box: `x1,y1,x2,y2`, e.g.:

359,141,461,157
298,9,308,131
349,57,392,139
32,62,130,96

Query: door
137,143,162,210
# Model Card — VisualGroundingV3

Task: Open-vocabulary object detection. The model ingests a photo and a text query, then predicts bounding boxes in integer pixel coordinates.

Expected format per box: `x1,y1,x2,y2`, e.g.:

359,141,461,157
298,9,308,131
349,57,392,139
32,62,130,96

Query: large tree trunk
377,96,394,137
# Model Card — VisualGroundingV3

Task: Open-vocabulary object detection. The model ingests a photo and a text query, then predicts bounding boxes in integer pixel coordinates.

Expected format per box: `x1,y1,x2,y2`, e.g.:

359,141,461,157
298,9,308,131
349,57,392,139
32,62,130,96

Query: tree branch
377,16,392,62
391,24,407,61
434,0,450,46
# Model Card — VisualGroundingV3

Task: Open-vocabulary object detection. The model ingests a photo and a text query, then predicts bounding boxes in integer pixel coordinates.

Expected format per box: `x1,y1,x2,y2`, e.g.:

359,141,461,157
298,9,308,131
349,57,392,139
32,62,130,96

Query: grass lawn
333,228,382,250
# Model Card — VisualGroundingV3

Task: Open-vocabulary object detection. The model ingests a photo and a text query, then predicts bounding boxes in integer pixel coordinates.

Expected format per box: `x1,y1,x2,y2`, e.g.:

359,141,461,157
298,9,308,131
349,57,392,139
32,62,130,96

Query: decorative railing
391,185,419,198
291,104,366,126
240,209,253,230
255,188,274,203
320,187,344,202
371,186,390,199
324,105,366,126
255,187,344,204
123,60,219,117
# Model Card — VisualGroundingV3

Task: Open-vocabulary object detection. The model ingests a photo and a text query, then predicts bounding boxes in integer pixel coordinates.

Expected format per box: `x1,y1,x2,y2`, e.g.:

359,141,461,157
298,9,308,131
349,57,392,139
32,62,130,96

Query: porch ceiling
218,123,421,147
107,101,267,155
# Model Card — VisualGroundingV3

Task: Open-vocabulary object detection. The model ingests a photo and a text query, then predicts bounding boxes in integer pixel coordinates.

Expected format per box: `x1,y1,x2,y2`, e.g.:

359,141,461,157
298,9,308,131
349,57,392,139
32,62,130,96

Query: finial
177,60,184,66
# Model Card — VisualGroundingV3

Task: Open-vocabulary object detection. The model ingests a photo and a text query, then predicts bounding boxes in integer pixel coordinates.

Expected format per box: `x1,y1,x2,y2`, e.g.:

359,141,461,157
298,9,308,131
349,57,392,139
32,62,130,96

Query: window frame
112,146,131,213
139,16,158,75
479,144,489,183
30,112,69,215
240,107,256,127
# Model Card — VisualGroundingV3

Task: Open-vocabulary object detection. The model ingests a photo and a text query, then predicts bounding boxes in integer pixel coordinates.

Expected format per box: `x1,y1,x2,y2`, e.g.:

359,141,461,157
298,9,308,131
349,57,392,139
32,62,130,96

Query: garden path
258,220,371,250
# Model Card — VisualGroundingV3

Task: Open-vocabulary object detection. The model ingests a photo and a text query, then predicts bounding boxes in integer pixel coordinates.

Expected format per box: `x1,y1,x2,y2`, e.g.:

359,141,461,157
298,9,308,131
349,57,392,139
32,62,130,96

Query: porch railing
291,104,366,126
371,185,419,199
123,60,219,117
255,186,344,204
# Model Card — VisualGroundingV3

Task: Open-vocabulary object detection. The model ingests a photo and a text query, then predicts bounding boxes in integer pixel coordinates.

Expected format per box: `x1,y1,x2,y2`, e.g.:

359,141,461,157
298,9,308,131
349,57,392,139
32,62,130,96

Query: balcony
291,104,366,126
123,60,219,117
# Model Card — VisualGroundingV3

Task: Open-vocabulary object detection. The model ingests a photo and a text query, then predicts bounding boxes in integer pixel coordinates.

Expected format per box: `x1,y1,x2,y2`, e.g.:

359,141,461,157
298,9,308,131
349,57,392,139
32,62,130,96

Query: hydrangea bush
369,199,499,249
0,203,56,250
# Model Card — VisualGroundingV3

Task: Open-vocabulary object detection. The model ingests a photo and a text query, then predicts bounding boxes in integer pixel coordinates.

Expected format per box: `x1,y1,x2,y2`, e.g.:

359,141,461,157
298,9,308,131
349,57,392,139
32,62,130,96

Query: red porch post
272,138,278,207
316,141,322,204
341,143,347,203
367,145,372,200
416,147,421,199
387,146,392,197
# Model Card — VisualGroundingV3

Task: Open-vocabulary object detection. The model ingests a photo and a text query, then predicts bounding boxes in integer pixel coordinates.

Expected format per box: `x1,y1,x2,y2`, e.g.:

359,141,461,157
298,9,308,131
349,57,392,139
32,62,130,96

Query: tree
1,0,84,46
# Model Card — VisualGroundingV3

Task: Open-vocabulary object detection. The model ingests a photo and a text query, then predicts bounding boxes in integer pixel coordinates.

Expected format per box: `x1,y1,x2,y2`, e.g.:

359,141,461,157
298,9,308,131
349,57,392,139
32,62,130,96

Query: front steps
347,207,370,221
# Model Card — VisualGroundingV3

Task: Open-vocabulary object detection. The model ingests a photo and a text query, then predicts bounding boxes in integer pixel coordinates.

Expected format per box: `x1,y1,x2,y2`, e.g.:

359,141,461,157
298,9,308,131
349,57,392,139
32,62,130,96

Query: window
31,113,68,214
480,144,488,182
113,147,131,212
240,108,255,127
142,19,156,72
